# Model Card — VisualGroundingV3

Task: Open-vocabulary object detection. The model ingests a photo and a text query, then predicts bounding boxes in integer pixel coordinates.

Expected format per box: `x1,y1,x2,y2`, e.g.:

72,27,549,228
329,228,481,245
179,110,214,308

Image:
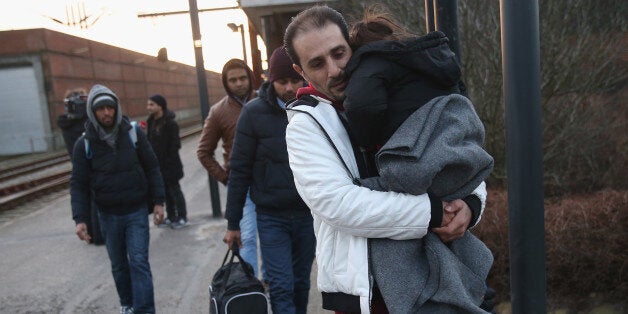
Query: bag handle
220,243,256,281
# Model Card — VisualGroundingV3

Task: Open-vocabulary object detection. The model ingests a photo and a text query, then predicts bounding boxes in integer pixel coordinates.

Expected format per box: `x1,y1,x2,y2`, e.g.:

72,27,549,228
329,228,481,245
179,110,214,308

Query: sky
0,0,266,72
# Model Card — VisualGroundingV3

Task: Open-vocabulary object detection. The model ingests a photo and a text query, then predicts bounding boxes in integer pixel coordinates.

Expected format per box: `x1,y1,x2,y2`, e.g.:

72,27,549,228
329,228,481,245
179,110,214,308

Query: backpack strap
286,103,360,185
129,121,138,149
82,133,92,159
84,121,138,159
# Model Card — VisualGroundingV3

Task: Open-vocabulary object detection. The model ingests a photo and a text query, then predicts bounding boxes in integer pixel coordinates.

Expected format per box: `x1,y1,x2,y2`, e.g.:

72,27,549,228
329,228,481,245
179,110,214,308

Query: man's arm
167,120,182,158
69,137,93,242
433,182,487,242
70,137,91,225
223,108,256,247
224,108,256,230
197,110,228,184
286,107,437,240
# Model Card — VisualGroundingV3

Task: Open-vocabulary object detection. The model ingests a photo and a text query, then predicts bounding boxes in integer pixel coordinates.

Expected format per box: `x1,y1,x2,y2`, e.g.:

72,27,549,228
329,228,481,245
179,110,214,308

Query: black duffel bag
209,244,269,314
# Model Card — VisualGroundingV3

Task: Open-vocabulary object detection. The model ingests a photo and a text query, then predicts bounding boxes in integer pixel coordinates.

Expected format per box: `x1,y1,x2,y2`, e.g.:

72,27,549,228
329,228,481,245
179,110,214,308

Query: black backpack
209,245,269,314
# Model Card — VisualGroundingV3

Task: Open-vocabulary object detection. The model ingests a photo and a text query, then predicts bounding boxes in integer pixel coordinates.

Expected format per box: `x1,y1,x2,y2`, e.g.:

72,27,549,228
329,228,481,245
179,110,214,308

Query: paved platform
0,132,330,313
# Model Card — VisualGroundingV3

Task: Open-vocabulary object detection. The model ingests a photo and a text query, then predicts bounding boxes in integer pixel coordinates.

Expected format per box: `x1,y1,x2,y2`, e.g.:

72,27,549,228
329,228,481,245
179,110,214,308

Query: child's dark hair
349,4,414,49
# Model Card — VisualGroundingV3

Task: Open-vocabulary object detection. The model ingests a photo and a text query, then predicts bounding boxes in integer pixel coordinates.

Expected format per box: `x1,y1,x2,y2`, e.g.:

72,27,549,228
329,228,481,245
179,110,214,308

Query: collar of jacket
296,84,344,111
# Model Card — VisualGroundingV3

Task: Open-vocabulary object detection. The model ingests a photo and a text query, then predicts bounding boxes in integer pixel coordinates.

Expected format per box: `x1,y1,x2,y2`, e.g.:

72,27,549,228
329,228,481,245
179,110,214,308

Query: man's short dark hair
283,5,349,67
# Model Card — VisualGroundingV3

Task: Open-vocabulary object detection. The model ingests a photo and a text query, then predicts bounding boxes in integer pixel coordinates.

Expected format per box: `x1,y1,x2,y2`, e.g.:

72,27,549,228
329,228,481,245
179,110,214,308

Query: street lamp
227,22,247,63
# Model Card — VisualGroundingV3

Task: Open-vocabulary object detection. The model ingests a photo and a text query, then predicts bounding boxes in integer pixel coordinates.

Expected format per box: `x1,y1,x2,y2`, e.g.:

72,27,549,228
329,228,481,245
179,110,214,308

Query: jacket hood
86,84,123,132
221,58,255,103
345,31,461,86
256,80,283,110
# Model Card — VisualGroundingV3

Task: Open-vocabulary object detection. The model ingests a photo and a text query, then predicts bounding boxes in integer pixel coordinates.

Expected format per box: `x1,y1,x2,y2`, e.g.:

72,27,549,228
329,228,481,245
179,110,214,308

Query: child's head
349,4,414,49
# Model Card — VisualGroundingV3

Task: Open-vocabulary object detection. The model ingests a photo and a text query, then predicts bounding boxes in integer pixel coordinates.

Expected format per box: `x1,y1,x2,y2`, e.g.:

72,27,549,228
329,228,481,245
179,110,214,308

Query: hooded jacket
197,59,255,184
344,31,462,149
70,84,165,224
147,110,184,182
225,81,310,230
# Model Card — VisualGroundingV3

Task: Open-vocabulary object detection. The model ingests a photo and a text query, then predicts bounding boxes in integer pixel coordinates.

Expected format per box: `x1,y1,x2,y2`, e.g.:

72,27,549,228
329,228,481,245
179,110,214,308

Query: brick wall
0,28,225,134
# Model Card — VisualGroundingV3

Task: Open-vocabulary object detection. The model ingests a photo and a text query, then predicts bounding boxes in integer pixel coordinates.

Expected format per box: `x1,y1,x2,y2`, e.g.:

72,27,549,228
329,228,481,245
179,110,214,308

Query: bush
474,188,628,310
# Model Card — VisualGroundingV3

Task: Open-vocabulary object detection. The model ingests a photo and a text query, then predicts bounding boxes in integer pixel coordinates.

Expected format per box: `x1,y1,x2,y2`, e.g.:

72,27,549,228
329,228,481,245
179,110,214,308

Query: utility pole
500,0,546,312
188,0,222,218
138,4,245,219
425,1,547,312
432,0,461,64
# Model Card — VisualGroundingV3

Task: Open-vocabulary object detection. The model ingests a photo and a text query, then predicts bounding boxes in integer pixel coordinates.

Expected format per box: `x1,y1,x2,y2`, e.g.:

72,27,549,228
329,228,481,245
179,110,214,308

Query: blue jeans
257,213,315,314
239,191,266,280
99,207,155,313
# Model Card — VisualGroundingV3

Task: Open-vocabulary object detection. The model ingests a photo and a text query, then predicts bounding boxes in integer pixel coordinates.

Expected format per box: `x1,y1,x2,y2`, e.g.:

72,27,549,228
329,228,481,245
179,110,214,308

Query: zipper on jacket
368,239,374,314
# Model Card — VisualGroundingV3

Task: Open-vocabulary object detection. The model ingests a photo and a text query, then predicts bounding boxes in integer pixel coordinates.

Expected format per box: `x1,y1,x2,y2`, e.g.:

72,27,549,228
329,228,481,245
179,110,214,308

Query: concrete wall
0,28,225,154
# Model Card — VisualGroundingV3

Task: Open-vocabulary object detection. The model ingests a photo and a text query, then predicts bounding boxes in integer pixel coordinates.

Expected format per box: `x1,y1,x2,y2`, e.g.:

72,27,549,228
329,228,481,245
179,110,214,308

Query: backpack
84,121,139,159
208,246,269,314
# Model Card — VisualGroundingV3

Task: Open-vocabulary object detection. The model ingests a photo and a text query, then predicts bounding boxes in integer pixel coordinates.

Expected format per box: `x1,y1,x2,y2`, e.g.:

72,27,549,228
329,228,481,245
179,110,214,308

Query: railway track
0,126,202,210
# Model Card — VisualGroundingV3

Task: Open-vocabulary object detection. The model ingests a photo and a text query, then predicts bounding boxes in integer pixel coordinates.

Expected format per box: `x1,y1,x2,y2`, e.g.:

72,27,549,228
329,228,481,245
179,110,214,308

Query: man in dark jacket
71,84,165,314
146,94,187,228
223,47,314,314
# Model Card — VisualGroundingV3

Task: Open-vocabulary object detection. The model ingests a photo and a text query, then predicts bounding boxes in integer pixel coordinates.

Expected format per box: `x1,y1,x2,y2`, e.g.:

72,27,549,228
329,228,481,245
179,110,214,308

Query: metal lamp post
227,23,247,63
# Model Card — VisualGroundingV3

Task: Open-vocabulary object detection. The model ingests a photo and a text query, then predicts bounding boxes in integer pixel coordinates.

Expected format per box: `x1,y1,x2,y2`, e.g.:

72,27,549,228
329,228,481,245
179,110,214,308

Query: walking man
71,84,165,314
197,59,264,280
223,47,314,314
58,87,105,245
146,94,188,229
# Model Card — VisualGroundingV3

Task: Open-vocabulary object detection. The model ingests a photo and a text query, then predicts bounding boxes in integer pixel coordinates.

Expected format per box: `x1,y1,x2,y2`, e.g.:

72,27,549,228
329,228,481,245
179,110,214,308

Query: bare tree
332,0,627,194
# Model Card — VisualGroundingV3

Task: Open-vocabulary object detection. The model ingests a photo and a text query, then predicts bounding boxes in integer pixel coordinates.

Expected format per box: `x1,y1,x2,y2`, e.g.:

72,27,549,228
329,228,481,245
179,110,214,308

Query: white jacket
285,96,487,314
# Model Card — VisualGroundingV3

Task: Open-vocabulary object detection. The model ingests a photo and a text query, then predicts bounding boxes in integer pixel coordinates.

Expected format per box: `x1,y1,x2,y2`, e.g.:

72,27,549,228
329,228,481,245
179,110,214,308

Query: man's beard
279,92,297,103
233,88,250,100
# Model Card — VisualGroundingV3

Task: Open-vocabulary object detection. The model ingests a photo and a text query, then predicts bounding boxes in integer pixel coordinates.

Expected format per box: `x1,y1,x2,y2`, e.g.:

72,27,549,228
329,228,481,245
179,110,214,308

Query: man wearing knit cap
223,47,314,313
70,84,165,314
146,94,187,229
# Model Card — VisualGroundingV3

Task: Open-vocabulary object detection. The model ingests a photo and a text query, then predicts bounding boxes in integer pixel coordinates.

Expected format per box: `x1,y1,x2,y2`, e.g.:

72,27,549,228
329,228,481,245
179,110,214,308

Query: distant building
0,28,223,155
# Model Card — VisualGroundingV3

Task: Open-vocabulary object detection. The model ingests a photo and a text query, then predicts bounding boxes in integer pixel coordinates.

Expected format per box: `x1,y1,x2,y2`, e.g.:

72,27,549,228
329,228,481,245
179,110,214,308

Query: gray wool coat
362,94,494,313
359,93,494,201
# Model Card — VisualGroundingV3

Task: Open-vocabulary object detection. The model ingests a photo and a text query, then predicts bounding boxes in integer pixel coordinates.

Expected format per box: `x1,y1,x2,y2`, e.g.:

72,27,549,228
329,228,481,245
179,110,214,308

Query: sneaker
120,306,134,314
171,218,188,229
158,218,172,228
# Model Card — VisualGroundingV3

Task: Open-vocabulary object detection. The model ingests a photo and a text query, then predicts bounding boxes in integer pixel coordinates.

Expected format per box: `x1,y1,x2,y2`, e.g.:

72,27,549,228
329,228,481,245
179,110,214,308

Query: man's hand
433,199,471,243
441,201,457,226
75,223,91,243
153,205,165,225
223,230,242,250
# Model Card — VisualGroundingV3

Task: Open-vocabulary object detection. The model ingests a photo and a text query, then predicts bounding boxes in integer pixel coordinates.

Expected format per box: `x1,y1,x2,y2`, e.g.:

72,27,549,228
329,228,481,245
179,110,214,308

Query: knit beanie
268,46,302,83
92,94,117,110
149,94,167,111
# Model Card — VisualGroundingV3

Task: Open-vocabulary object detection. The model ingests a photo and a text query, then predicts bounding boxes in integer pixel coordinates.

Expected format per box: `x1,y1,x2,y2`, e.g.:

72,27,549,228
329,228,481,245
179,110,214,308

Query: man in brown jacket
197,58,265,280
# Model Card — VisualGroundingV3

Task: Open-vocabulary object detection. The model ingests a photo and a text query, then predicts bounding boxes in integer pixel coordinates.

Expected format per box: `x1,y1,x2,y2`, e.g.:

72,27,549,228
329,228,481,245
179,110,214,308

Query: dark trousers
165,180,187,220
99,207,155,313
257,213,316,314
